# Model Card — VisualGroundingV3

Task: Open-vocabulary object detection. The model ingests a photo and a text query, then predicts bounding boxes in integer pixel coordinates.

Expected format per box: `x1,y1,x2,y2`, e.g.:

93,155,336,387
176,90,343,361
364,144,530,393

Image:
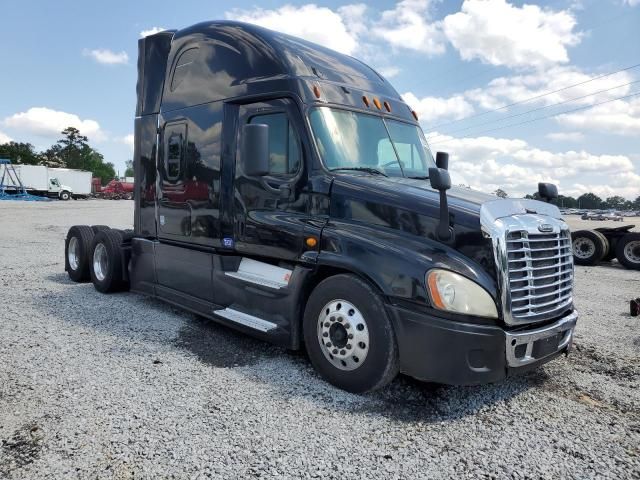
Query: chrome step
214,308,277,332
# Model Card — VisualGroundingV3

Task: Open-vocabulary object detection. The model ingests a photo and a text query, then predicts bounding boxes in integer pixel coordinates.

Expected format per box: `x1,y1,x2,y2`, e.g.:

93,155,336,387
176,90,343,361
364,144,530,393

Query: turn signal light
305,237,318,248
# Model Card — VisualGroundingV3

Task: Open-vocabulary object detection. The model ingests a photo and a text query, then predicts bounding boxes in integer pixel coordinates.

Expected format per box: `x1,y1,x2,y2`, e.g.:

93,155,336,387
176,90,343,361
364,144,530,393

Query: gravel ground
1,200,639,479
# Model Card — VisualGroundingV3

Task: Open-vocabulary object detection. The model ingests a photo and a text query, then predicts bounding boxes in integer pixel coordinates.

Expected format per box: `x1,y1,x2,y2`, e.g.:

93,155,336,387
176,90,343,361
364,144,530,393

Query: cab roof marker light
412,110,419,121
383,101,391,112
313,85,321,99
362,95,370,107
373,98,382,110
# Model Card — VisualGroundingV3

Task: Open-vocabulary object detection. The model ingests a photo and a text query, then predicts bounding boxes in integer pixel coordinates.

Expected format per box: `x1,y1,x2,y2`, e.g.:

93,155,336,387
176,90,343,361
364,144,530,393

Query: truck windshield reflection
309,106,435,178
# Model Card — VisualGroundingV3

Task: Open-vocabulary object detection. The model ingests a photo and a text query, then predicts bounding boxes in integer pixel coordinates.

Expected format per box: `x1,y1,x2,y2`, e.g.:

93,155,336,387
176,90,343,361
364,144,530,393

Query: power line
426,61,640,131
428,91,640,145
426,79,640,141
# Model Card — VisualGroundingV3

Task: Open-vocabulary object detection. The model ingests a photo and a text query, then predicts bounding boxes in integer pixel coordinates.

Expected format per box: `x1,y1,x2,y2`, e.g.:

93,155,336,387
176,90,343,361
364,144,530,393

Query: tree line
0,127,123,185
491,188,640,210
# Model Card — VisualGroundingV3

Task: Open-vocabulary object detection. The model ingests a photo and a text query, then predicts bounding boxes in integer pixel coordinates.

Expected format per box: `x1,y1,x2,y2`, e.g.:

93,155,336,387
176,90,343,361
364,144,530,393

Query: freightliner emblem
538,224,553,233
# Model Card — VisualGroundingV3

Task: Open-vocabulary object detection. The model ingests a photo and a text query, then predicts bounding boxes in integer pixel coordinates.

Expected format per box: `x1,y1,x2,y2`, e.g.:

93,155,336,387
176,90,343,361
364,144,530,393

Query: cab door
234,98,307,261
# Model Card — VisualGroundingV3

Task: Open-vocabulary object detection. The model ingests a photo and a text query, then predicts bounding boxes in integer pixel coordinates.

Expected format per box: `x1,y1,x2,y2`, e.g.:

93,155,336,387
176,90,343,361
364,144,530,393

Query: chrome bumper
505,310,578,367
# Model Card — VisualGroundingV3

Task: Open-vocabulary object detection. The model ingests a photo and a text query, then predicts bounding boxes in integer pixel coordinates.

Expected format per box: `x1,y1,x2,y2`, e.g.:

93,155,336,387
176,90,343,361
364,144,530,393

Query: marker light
426,269,498,318
362,95,370,107
313,85,321,98
305,237,318,248
383,101,391,112
373,98,382,110
411,110,419,121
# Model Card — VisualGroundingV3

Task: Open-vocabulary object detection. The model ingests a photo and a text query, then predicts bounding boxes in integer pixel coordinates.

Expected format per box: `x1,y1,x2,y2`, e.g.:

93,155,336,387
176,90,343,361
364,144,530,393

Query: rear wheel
571,230,606,266
592,230,611,261
91,225,110,233
616,233,640,270
65,225,95,282
303,274,399,393
89,229,128,293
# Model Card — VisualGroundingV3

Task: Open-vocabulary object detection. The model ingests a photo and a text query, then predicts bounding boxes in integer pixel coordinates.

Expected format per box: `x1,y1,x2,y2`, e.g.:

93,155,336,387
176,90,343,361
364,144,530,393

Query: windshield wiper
330,167,388,177
407,175,429,180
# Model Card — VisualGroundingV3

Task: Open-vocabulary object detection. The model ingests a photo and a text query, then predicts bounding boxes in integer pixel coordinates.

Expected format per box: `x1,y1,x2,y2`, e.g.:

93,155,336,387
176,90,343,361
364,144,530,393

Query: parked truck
0,164,90,199
64,21,578,392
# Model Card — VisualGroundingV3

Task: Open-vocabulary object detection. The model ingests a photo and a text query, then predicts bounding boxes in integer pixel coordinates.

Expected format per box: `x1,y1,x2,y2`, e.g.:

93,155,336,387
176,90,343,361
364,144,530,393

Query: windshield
308,107,435,178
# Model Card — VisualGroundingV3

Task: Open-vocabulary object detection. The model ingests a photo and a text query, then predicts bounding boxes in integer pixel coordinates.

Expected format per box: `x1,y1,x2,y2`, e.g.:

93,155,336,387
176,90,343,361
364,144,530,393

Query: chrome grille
505,229,573,321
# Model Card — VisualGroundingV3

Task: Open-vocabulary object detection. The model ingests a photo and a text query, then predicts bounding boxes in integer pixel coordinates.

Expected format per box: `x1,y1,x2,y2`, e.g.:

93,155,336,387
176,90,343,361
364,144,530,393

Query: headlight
426,269,498,319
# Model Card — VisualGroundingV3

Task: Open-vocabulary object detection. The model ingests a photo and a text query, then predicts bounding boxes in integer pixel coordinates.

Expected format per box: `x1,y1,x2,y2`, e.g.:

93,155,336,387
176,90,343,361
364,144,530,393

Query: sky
0,0,638,199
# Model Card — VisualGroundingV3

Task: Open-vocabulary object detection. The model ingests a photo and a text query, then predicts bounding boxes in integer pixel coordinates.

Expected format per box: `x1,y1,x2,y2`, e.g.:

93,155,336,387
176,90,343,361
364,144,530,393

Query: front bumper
388,305,577,385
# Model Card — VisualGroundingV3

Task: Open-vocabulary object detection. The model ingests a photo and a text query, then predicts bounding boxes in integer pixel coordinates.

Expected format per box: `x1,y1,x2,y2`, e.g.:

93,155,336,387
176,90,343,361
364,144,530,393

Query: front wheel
59,190,71,201
303,274,399,393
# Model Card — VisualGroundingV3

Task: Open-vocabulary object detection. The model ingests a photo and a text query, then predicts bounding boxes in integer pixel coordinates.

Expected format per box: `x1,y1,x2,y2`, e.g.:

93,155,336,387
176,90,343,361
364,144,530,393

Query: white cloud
430,132,638,199
556,96,640,136
0,130,13,143
3,107,104,141
403,92,474,123
374,0,445,55
443,0,581,69
464,66,635,110
546,132,585,142
82,48,129,65
120,134,134,151
623,0,640,6
227,4,362,55
140,27,166,37
377,66,401,78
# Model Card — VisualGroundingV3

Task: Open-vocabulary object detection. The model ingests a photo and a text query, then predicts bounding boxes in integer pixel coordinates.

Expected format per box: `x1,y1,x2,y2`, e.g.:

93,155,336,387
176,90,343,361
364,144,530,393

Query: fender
317,219,498,311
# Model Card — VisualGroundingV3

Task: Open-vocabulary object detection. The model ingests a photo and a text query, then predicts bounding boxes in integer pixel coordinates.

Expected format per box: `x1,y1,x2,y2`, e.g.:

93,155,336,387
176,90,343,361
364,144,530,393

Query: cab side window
249,113,300,176
164,125,186,182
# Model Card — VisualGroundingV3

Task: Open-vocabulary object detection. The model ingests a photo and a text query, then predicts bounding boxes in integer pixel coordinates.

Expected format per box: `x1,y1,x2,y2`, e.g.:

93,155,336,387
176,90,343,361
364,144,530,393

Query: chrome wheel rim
573,238,595,259
624,241,640,263
68,237,79,271
317,299,369,371
93,243,108,281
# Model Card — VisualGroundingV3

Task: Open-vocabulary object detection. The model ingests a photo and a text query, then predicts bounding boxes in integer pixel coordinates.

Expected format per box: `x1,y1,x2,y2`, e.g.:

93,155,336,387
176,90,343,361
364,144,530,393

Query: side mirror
538,182,558,203
435,151,449,170
241,124,269,176
429,167,451,191
429,167,453,242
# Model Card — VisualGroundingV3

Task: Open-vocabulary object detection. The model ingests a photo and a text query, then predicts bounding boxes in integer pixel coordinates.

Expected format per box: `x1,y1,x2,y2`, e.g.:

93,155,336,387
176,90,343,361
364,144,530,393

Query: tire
592,230,611,261
65,225,95,282
91,225,110,234
111,228,135,243
303,274,399,393
89,229,128,293
59,190,71,201
571,230,606,266
615,233,640,270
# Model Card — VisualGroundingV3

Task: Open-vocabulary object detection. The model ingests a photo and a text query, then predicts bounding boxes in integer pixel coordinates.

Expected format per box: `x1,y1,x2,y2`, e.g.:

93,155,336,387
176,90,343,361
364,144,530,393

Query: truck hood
330,174,561,228
329,173,562,277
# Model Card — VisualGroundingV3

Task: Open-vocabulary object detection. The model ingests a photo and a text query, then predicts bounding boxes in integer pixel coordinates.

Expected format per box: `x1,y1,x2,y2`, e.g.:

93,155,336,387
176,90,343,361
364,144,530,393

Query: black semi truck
64,21,578,393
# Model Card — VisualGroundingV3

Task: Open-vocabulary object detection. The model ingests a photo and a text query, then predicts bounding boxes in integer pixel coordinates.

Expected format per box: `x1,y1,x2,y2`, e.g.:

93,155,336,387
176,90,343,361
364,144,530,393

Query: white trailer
0,164,89,200
50,168,92,198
